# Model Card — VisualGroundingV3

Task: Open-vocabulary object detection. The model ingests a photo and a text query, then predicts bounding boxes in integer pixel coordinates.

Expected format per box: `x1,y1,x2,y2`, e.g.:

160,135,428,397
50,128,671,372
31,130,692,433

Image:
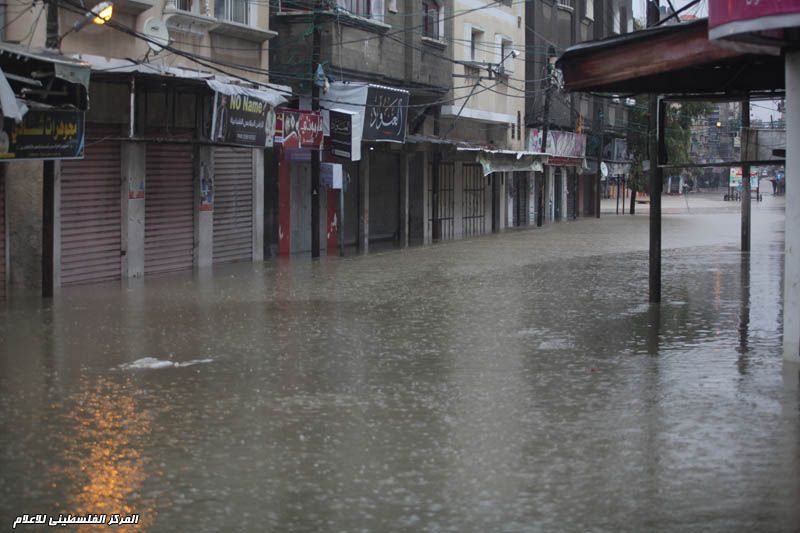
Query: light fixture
90,1,114,25
59,1,114,44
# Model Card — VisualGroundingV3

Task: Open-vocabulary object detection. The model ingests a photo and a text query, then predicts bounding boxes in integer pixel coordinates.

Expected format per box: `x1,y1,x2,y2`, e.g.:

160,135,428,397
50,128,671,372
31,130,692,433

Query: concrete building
269,0,452,253
525,0,633,223
1,0,285,294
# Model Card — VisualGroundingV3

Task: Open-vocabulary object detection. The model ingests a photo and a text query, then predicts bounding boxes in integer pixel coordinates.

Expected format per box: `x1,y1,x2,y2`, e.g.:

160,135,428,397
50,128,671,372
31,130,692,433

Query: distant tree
624,97,712,214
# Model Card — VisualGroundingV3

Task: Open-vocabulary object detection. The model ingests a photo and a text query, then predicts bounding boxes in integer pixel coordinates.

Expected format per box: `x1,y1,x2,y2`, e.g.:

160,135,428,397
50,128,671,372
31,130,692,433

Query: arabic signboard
211,90,277,148
275,109,323,150
362,86,408,143
709,0,800,41
528,128,586,161
330,110,354,160
0,110,84,160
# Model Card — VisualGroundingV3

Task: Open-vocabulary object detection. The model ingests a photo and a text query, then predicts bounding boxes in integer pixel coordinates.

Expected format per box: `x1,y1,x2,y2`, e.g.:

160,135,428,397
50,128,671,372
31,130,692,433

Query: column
358,149,370,253
121,142,145,278
252,149,265,261
195,146,213,268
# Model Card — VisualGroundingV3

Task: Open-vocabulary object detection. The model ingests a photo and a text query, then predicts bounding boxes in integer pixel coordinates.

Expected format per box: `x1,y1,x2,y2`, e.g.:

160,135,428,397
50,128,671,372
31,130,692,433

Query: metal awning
556,18,785,95
74,54,292,99
0,43,91,110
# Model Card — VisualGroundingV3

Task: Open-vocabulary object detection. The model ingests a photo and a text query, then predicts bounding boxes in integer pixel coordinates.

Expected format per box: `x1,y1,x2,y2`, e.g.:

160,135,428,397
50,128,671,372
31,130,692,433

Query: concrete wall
5,161,43,289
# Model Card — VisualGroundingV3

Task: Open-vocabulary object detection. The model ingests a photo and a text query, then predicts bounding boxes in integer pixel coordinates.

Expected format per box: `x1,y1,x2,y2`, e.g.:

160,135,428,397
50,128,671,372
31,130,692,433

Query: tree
624,97,713,214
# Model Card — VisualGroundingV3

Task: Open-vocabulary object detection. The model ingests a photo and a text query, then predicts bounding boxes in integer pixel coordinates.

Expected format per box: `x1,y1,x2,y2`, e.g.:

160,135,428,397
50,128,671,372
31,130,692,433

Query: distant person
771,178,777,195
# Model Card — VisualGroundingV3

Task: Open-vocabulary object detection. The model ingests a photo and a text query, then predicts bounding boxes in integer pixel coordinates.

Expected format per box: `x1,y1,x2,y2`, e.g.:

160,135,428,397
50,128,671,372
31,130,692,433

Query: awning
556,18,785,95
206,80,286,108
455,147,546,176
75,54,292,100
0,67,28,122
0,43,91,110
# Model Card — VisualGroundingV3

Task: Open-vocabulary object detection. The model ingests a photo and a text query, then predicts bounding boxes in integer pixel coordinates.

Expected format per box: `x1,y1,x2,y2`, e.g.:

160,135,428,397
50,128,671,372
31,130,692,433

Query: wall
5,161,43,288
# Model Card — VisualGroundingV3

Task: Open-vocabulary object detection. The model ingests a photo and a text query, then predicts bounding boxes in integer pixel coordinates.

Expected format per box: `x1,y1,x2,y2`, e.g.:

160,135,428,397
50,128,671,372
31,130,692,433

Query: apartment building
1,0,285,294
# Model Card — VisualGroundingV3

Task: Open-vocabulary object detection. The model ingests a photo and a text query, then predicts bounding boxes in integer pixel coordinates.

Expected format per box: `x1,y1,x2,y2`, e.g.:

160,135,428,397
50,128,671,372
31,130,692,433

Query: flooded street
1,196,798,532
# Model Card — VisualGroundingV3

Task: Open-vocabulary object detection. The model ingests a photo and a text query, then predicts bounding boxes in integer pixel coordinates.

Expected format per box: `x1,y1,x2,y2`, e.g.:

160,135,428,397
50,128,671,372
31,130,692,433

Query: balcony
164,0,277,41
113,0,155,14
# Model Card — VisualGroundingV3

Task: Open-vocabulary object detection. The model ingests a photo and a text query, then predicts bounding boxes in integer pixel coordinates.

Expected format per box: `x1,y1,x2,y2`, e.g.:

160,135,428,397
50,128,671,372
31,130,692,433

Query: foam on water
117,357,213,370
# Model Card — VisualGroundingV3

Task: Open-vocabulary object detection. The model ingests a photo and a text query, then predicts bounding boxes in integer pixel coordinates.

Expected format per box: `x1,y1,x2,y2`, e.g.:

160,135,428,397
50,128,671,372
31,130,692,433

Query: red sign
274,109,323,150
709,0,800,40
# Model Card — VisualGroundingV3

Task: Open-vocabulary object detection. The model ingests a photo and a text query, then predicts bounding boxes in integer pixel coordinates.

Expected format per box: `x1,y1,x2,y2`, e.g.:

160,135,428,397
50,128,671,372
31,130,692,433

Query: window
215,0,248,23
496,35,514,74
339,0,371,17
557,0,575,9
422,0,440,39
583,0,593,20
466,25,484,63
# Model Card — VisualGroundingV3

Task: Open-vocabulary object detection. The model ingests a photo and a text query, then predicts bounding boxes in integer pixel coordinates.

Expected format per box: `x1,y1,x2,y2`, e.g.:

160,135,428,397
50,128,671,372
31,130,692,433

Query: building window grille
558,0,575,9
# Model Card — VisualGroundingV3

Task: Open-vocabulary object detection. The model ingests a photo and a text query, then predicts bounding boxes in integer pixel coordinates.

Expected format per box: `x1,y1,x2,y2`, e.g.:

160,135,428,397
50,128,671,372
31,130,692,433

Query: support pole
310,7,321,259
595,116,603,218
649,97,664,304
741,94,751,252
42,161,56,298
784,50,800,363
45,0,59,49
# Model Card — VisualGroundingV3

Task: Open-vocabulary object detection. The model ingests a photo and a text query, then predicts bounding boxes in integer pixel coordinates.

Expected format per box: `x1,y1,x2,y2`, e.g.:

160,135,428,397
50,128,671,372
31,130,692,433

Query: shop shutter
213,147,253,263
145,144,194,274
60,131,122,285
0,173,5,300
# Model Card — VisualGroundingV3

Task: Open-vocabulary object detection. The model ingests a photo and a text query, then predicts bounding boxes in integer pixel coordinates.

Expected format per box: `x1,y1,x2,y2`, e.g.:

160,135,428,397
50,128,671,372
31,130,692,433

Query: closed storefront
213,147,253,264
429,161,454,241
59,128,122,286
145,144,194,274
462,163,486,237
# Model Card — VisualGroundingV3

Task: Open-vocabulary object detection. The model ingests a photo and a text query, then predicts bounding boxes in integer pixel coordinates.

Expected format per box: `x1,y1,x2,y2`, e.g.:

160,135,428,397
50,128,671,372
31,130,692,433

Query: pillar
253,149,265,261
121,142,145,278
195,146,213,268
784,50,800,363
358,149,370,253
741,95,751,252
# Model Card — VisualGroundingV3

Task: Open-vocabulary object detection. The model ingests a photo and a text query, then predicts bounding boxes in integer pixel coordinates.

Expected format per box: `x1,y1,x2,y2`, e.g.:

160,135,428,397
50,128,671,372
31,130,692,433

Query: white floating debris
117,357,213,370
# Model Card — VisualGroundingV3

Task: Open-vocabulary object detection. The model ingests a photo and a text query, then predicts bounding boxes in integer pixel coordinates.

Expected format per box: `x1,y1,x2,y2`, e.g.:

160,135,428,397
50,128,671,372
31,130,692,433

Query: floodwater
1,195,798,532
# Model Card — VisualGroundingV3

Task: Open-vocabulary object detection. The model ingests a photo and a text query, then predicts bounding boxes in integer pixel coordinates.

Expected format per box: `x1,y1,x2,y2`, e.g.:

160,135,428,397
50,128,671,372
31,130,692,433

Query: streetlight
56,1,114,46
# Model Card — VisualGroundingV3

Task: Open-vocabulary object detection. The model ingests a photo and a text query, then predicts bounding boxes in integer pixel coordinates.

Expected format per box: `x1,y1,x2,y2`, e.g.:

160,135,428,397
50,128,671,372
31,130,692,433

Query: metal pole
42,161,56,297
339,187,345,257
310,8,321,259
649,97,664,304
741,94,751,252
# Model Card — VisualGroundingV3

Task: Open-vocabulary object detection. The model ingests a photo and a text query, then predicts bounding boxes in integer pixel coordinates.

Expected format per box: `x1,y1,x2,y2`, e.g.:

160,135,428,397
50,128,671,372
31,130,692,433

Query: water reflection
50,377,154,532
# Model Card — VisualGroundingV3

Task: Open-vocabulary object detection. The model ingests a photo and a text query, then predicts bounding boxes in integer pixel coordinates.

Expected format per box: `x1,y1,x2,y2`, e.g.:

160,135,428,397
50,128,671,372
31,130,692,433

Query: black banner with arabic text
0,110,85,160
362,87,408,143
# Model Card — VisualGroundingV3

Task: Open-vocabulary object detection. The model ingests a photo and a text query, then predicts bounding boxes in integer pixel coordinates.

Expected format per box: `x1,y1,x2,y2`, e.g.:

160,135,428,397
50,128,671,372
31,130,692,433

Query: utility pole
538,49,554,227
46,0,59,49
310,5,321,258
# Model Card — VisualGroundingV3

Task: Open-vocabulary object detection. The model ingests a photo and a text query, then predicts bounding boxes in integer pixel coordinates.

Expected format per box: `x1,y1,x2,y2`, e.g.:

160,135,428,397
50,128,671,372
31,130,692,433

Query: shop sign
275,109,323,150
528,128,586,159
211,91,277,148
330,110,354,160
0,110,84,160
709,0,800,38
362,86,408,143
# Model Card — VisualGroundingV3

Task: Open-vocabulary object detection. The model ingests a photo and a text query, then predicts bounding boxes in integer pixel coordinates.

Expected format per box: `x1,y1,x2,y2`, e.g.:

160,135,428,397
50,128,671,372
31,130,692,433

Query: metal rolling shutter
60,133,122,286
213,147,253,263
0,173,5,300
145,144,194,274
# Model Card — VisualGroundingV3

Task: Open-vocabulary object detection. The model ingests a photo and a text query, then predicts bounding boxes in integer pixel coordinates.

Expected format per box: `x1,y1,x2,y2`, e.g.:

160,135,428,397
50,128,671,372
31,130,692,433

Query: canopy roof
556,19,785,96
